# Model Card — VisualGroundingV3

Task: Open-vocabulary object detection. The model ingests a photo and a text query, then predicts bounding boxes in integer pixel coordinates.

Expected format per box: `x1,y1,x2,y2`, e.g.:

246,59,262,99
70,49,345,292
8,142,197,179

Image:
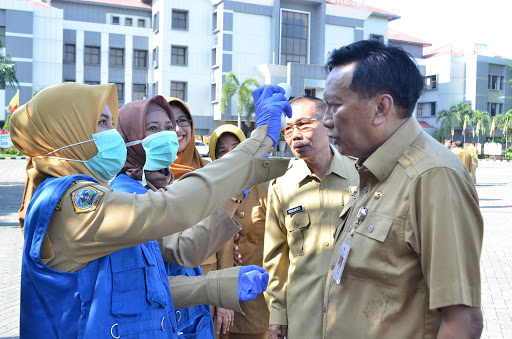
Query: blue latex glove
238,265,269,302
253,86,292,146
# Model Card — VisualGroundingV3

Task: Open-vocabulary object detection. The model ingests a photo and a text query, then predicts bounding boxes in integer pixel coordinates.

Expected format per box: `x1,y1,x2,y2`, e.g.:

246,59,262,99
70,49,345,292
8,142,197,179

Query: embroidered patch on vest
70,186,104,214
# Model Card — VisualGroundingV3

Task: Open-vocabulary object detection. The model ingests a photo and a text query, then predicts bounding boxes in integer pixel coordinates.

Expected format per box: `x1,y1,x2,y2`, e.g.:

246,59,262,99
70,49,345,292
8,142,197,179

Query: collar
290,144,351,184
359,117,422,182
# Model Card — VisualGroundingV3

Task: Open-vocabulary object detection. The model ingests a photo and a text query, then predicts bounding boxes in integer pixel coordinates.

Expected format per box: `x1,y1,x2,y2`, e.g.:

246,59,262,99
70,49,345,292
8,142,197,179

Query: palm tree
470,110,491,144
433,102,474,142
221,71,261,128
0,38,20,89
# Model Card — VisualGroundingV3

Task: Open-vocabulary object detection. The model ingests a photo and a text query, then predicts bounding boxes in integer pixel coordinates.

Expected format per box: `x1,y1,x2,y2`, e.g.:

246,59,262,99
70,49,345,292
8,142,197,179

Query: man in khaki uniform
322,40,483,338
467,142,479,183
264,96,358,339
451,140,473,174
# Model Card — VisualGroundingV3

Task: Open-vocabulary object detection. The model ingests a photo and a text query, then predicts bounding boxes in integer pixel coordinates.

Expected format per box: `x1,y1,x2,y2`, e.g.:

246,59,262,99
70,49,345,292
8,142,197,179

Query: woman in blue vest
9,82,291,338
111,96,246,338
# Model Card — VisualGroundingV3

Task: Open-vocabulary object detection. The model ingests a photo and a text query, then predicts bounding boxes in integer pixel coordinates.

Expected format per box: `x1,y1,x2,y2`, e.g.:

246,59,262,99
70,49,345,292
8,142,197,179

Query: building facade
1,0,398,134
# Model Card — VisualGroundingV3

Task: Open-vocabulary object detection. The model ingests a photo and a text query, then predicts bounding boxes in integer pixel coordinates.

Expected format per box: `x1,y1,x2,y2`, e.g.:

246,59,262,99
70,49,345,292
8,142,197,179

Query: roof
418,120,435,129
325,0,400,21
423,43,509,59
388,28,431,47
18,0,54,8
72,0,151,9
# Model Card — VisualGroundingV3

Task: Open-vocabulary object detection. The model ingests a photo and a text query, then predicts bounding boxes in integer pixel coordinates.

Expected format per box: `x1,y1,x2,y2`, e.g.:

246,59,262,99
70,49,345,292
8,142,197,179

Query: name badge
333,241,351,284
286,205,305,215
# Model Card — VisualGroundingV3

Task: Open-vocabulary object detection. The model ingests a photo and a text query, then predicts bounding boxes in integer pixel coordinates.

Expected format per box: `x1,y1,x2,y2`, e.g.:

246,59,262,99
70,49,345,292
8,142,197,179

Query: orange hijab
9,82,118,229
166,97,209,181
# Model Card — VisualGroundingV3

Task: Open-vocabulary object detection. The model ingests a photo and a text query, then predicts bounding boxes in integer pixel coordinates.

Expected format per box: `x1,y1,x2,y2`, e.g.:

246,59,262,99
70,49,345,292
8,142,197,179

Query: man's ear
372,94,393,126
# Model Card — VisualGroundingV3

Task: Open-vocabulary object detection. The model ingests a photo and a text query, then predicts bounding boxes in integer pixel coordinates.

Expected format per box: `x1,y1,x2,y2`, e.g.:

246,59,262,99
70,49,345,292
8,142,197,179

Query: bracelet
231,197,242,204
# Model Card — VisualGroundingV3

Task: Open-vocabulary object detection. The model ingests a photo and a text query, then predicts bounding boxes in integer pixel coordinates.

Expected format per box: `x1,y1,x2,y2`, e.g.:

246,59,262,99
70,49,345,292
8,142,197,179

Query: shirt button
324,242,329,247
323,306,327,313
320,185,325,190
362,186,368,194
322,213,328,218
263,160,271,168
368,225,374,233
330,263,335,270
239,212,245,218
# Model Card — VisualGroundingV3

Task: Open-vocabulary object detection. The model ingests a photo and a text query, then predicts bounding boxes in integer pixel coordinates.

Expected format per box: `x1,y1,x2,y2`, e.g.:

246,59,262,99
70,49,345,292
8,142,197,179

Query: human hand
233,233,242,266
215,307,234,334
269,324,288,339
253,86,292,146
238,265,269,302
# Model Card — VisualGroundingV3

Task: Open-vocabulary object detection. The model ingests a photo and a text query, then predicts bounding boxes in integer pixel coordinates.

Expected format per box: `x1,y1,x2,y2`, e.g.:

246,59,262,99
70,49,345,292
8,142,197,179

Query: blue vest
21,175,177,338
111,174,214,338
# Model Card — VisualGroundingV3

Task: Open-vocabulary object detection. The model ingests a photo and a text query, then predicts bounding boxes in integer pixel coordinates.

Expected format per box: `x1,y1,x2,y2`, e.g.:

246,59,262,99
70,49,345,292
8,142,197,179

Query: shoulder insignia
70,185,104,214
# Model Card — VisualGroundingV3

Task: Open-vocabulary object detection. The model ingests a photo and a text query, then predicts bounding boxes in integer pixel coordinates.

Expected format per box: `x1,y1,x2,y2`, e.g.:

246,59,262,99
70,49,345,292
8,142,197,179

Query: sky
366,0,510,58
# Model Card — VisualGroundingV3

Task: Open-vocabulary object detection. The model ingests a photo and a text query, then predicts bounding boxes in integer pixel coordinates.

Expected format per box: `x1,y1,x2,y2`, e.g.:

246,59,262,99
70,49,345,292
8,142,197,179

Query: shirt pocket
348,213,393,277
284,212,311,257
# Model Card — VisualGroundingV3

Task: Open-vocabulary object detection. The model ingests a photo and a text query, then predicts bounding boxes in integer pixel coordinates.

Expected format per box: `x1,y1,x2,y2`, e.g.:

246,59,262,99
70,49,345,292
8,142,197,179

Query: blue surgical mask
40,129,127,182
126,130,179,175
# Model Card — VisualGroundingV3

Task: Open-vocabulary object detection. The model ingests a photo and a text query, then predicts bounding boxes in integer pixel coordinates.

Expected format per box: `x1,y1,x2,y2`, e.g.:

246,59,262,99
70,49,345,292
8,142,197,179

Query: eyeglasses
282,117,322,138
176,118,191,128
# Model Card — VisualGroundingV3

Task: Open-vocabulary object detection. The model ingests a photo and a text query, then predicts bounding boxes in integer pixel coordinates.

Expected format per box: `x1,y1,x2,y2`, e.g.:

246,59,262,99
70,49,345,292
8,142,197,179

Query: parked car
195,141,209,157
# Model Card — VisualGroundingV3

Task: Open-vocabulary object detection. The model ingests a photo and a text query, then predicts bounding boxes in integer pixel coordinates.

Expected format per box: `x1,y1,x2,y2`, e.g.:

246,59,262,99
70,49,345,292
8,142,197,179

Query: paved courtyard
0,159,511,338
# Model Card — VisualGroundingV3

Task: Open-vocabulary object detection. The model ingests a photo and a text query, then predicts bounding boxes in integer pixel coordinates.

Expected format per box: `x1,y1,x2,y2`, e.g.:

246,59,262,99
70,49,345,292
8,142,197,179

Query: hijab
9,82,118,229
166,97,209,181
208,124,246,161
117,96,176,189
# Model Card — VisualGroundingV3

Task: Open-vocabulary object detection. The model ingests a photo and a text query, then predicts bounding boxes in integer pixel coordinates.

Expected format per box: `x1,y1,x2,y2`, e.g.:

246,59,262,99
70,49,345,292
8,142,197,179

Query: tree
221,71,261,128
0,38,20,89
471,110,491,144
433,102,474,142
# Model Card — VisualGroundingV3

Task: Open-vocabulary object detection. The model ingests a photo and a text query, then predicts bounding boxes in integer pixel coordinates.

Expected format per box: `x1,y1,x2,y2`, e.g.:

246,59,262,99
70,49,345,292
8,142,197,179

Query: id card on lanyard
332,241,351,284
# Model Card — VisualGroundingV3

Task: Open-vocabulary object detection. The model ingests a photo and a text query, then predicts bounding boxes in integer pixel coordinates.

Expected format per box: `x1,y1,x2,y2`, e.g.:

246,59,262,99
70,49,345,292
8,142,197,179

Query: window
125,18,133,26
0,26,6,47
152,47,158,68
133,50,147,68
64,44,75,63
84,81,100,85
171,46,187,66
112,16,120,25
138,19,145,27
489,102,502,116
172,10,188,30
280,10,309,65
110,48,124,66
304,88,316,97
370,34,384,43
212,12,218,31
152,82,158,96
116,83,124,101
85,46,100,65
211,47,217,67
424,75,438,90
133,84,147,100
153,12,159,33
171,81,187,101
211,83,217,102
417,102,436,116
488,75,502,90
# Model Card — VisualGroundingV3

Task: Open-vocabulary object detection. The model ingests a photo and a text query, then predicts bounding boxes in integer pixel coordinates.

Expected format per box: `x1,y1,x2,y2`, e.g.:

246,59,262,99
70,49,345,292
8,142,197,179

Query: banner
490,117,496,137
475,119,480,137
0,134,12,148
462,117,466,137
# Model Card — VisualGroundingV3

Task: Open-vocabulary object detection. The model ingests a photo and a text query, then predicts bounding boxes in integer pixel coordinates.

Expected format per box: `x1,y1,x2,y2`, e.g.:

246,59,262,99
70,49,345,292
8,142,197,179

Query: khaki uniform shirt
40,126,289,310
323,118,483,339
158,207,242,268
231,182,270,334
452,147,473,173
264,146,358,338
